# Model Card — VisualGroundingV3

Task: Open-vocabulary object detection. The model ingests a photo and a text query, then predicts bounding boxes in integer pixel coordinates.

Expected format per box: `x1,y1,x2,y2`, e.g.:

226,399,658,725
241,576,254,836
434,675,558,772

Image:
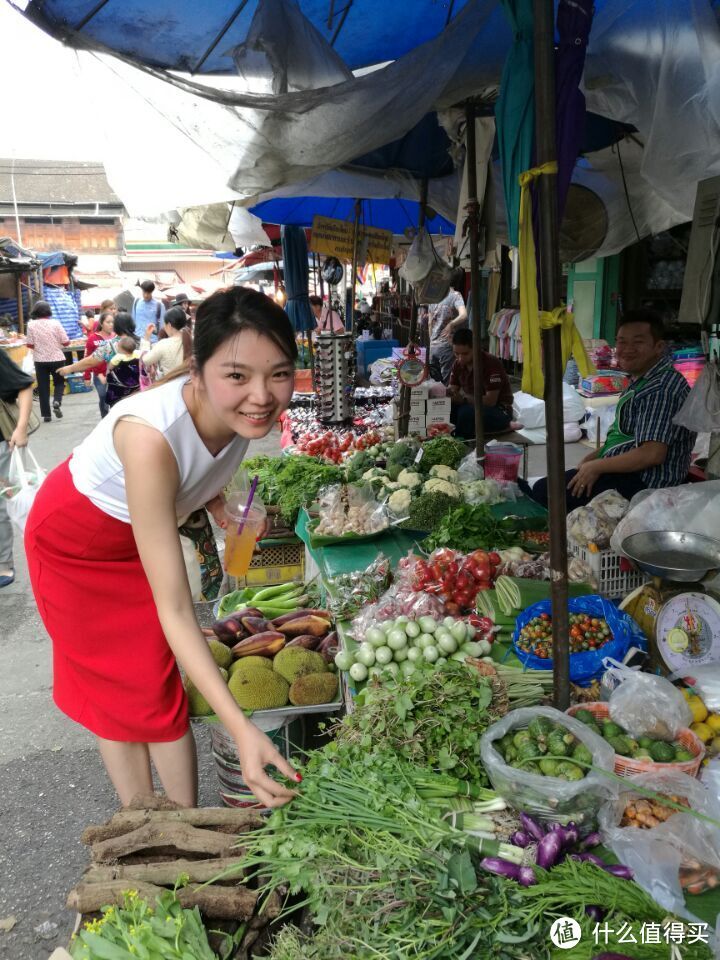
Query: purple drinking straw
237,475,259,535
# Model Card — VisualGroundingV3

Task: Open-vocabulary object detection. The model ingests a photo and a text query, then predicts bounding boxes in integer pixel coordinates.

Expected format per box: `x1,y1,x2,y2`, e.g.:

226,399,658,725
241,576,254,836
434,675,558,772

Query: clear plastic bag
349,574,445,644
680,664,720,713
313,483,389,538
480,706,616,824
598,770,720,920
673,361,720,433
567,489,630,549
5,447,46,533
611,479,720,556
605,658,693,739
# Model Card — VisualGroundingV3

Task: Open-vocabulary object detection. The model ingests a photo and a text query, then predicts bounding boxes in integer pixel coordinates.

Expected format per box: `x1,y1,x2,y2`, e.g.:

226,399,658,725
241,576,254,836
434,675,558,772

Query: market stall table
0,339,28,366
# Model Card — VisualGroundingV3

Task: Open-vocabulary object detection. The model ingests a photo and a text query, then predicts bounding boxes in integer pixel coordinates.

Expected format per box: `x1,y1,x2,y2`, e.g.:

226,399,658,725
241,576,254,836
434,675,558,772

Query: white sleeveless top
70,377,249,523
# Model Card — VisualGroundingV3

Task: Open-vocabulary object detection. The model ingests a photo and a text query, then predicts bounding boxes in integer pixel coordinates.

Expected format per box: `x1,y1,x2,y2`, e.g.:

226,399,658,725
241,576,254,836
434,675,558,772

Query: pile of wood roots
69,795,281,957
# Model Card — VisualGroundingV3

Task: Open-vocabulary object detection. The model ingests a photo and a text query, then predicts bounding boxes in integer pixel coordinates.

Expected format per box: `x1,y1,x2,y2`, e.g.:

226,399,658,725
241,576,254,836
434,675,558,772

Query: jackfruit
219,668,228,682
229,655,274,678
207,638,233,670
273,647,326,684
289,672,338,706
185,679,214,717
228,667,289,711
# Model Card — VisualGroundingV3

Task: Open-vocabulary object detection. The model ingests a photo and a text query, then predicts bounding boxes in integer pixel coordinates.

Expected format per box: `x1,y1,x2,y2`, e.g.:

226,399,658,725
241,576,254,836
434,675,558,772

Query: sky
0,1,103,160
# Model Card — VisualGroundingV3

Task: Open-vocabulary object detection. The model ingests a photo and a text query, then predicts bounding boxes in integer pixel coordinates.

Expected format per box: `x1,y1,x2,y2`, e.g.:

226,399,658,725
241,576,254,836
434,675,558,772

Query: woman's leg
94,376,109,418
51,362,64,415
96,737,154,805
34,362,51,420
148,729,198,807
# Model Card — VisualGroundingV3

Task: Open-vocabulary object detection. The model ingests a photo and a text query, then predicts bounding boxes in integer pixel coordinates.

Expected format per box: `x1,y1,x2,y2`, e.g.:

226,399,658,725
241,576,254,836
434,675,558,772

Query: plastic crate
567,702,704,779
568,540,646,599
484,443,523,482
233,538,305,587
66,375,92,394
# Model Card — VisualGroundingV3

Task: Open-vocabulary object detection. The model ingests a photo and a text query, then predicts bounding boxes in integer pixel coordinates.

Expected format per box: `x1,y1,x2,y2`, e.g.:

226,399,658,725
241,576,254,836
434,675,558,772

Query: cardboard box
393,398,427,415
426,397,451,418
408,415,427,435
427,412,452,426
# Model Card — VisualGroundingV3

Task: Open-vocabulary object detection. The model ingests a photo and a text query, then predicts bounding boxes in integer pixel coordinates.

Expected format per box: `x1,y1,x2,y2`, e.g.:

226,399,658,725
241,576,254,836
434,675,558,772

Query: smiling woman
23,287,301,810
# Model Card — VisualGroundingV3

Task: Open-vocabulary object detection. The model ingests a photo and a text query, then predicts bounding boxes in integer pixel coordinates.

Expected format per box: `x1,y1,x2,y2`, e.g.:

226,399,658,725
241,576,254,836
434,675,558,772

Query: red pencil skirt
25,459,188,742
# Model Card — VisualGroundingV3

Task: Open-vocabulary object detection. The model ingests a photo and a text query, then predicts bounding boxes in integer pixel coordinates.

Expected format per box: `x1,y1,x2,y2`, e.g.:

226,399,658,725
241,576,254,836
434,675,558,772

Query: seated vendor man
448,329,514,439
524,309,696,511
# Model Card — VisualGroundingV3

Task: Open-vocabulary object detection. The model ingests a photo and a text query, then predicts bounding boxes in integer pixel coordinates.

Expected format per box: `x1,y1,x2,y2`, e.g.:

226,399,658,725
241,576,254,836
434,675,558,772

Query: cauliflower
362,468,383,480
429,465,459,482
381,478,401,490
388,488,412,514
423,478,462,498
397,469,422,489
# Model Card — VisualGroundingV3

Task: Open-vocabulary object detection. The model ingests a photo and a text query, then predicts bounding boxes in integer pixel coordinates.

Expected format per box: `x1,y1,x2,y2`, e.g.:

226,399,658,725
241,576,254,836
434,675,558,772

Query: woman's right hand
57,366,71,378
232,718,300,808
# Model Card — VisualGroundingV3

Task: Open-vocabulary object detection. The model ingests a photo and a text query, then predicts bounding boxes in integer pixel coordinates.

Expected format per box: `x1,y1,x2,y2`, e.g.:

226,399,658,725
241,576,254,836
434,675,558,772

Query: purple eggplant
579,852,607,868
585,905,605,922
562,823,579,848
535,830,564,869
509,831,532,849
518,866,537,887
602,864,634,880
580,831,602,850
479,857,523,882
519,812,545,843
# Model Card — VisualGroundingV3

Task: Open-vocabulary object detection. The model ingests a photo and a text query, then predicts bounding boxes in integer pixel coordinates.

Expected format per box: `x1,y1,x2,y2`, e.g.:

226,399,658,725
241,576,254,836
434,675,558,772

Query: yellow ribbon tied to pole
518,162,595,398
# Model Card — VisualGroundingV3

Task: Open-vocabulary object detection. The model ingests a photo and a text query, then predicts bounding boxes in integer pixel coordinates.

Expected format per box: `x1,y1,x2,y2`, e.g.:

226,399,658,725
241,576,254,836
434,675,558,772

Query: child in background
108,336,140,368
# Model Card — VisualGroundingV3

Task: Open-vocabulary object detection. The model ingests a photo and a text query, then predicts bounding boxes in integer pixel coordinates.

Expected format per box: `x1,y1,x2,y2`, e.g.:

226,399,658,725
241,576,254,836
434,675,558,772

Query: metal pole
16,275,25,336
349,199,362,337
465,101,486,460
398,179,428,438
534,0,570,709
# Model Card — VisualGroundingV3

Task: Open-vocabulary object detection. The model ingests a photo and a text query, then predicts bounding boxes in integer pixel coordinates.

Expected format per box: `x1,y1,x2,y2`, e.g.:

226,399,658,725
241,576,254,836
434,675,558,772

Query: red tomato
488,552,501,566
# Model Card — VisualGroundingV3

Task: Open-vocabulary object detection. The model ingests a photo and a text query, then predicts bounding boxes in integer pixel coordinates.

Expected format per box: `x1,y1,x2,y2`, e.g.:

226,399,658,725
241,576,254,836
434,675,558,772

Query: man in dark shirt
523,309,696,510
448,329,514,439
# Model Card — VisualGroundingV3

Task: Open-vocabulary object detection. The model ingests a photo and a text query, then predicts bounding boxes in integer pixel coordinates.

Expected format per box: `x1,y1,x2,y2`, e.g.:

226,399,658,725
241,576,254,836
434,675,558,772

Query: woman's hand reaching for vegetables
206,494,228,530
233,719,300,808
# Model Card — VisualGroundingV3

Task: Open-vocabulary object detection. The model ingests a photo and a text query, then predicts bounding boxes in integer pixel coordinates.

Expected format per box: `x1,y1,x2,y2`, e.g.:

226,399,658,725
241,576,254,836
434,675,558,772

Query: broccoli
345,450,374,482
387,438,420,468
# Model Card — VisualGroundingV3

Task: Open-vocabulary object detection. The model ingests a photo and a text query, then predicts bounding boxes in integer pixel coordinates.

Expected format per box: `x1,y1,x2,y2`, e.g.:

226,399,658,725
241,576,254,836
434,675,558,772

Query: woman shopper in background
25,287,299,808
25,300,69,422
84,310,115,417
0,350,33,587
142,306,192,380
57,312,139,381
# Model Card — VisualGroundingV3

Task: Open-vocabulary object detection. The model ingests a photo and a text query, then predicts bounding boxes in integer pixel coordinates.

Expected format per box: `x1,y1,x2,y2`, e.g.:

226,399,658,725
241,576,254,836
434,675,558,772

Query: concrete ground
0,387,585,959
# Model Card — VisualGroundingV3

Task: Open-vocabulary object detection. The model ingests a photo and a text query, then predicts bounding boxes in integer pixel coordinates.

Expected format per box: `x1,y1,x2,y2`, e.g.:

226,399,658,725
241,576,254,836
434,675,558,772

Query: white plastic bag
611,480,720,556
398,228,436,284
513,384,586,429
480,706,616,824
677,664,720,713
6,447,46,532
21,353,35,378
604,658,692,739
598,770,720,924
673,360,720,433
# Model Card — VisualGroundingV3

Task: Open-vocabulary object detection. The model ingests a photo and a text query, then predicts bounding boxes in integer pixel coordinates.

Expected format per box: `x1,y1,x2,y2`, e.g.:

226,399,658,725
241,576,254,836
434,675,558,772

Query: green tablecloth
296,497,548,582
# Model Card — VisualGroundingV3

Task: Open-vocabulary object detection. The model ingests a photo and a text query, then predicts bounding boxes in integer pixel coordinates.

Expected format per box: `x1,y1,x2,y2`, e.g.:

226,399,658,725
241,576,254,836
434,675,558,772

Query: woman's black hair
30,300,52,319
164,306,188,331
98,310,115,328
113,312,139,342
192,286,297,372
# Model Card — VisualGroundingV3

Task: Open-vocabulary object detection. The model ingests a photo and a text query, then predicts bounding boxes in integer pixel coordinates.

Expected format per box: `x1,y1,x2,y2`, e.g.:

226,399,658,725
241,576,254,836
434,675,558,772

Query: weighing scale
620,530,720,674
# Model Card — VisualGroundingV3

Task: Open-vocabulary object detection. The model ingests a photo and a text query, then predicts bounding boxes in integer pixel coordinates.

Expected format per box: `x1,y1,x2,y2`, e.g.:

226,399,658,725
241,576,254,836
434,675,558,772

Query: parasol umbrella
280,225,314,334
555,0,595,222
494,0,535,248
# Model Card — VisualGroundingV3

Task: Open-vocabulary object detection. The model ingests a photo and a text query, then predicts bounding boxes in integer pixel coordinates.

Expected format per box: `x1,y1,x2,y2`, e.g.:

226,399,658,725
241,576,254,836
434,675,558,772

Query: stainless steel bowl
621,530,720,582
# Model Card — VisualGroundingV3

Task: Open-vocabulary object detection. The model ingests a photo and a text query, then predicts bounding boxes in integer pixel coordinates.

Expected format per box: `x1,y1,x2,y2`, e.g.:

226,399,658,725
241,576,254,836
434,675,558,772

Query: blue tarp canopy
19,0,720,77
251,197,455,234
